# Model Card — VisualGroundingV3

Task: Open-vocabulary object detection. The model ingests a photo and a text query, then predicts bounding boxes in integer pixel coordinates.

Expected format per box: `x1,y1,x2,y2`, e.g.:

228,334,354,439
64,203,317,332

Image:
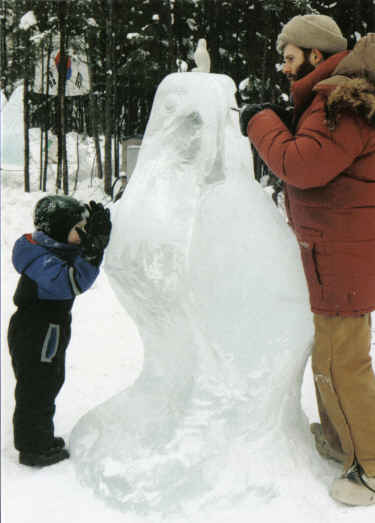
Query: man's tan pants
312,314,375,476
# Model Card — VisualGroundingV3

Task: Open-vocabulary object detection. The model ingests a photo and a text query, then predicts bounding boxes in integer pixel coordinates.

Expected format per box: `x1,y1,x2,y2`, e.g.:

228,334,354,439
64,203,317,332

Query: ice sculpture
192,38,211,72
2,86,24,166
70,72,318,515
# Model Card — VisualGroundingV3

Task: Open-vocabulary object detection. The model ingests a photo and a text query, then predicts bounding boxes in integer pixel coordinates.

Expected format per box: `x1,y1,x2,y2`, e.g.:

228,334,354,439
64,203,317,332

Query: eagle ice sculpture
70,72,319,515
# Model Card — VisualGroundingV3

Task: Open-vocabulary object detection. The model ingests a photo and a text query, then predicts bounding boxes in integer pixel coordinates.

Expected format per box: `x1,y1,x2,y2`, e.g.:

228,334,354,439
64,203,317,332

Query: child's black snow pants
8,308,71,453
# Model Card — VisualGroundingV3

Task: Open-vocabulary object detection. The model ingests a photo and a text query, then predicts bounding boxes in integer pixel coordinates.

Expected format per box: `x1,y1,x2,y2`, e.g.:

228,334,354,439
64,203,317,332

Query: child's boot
52,436,66,449
19,447,69,467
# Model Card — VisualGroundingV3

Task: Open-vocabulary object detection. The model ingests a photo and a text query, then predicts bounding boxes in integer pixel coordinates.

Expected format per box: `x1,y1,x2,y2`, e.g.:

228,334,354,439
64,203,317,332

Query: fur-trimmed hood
316,33,375,129
318,76,375,130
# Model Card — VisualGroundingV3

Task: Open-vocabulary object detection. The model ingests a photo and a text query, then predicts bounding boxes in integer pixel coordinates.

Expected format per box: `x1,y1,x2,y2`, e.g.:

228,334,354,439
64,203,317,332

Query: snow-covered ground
1,175,146,523
1,87,375,522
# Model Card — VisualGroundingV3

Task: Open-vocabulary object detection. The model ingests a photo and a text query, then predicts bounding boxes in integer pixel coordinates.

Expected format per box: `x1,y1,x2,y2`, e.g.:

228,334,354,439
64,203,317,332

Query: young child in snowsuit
8,195,111,467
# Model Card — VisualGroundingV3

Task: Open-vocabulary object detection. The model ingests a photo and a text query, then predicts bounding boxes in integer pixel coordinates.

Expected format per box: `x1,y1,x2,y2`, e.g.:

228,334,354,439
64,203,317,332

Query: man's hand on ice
239,103,294,136
260,103,294,131
239,104,265,136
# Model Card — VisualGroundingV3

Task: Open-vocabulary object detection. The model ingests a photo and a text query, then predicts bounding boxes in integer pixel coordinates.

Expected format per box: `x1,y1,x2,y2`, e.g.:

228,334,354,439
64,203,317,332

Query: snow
87,18,99,28
186,18,198,31
1,85,24,166
19,10,37,31
1,148,144,522
2,79,375,523
239,77,249,91
176,59,188,72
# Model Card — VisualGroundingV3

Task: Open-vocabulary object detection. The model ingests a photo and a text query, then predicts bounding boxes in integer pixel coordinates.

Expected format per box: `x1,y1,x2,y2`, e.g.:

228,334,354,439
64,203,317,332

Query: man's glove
260,103,294,131
76,227,105,267
239,104,265,136
239,103,294,136
85,201,112,250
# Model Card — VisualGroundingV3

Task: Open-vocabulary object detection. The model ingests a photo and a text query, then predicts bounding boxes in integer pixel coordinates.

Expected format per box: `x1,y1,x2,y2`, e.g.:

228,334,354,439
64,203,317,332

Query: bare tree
39,40,45,190
86,27,104,180
42,33,53,192
56,0,69,195
104,0,113,196
0,1,8,96
23,75,30,192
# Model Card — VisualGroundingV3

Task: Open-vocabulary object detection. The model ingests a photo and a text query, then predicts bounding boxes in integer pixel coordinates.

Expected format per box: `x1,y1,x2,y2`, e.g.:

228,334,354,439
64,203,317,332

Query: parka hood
333,32,375,83
321,76,375,130
315,33,375,129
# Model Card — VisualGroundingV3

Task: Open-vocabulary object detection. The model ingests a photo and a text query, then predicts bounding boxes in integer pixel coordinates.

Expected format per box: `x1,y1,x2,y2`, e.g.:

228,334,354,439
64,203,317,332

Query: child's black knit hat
34,195,87,243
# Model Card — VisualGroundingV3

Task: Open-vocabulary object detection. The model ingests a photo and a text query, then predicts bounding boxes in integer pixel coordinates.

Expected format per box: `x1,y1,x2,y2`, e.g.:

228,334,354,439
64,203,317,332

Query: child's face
67,219,87,244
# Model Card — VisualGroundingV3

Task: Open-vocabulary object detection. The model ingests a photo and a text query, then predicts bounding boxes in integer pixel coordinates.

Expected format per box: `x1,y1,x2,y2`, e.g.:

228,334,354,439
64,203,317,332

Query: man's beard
287,58,315,83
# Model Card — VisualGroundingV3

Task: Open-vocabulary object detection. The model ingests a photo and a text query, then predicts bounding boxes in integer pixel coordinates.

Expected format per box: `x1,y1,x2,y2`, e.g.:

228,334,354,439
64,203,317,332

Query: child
7,195,111,467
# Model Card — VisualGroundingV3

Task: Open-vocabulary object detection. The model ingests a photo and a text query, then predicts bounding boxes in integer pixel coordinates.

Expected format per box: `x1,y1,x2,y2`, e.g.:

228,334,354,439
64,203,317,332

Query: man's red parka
248,46,375,316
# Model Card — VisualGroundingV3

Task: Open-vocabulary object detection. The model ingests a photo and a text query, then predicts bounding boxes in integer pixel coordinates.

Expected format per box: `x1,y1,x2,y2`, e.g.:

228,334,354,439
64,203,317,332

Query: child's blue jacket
12,231,99,302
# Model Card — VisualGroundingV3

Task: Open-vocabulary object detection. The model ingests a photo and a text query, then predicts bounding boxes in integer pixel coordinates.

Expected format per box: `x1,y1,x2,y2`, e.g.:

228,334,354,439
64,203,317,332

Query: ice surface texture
70,73,317,515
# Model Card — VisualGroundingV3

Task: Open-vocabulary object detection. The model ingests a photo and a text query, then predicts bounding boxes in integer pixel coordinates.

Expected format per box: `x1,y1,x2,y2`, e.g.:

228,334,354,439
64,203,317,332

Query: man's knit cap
277,14,347,54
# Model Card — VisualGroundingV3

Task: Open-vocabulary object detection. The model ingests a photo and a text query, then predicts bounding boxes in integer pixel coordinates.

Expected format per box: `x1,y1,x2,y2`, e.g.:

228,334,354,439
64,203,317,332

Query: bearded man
240,15,375,506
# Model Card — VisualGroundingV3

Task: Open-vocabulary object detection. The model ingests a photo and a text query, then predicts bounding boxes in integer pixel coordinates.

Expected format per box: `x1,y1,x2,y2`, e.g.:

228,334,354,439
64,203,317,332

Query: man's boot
310,423,345,463
330,464,375,506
